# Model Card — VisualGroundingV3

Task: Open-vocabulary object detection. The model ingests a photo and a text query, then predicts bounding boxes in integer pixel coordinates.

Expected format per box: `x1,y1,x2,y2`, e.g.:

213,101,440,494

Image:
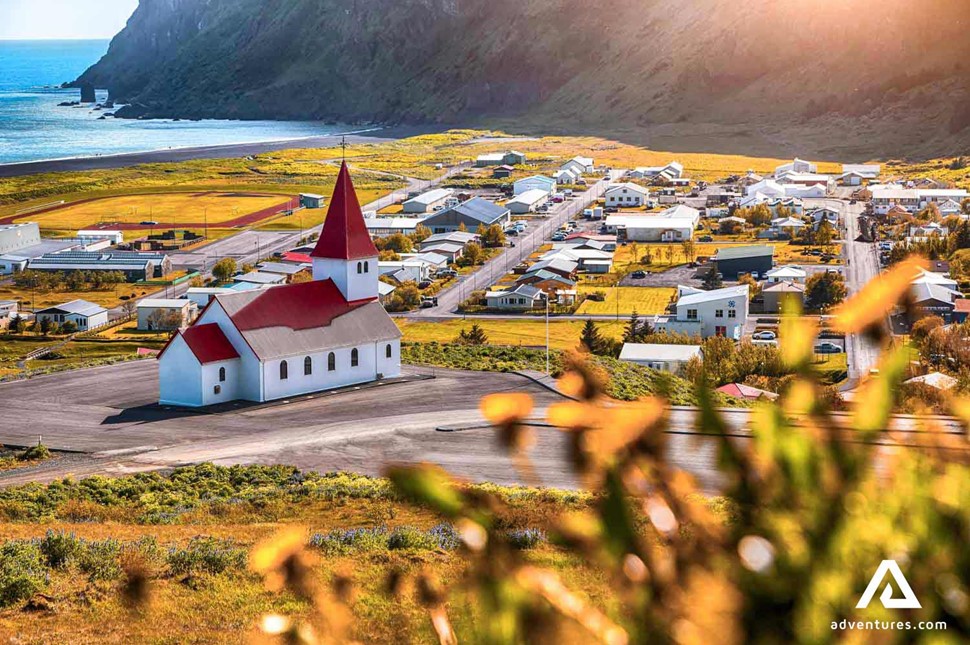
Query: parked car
814,342,842,354
630,270,647,279
417,280,433,289
698,235,714,242
752,331,777,341
419,300,435,309
140,220,159,226
435,269,457,279
505,229,518,236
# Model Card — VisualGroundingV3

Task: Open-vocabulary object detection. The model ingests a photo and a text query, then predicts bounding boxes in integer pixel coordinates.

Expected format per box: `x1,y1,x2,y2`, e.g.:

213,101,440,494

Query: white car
752,331,777,341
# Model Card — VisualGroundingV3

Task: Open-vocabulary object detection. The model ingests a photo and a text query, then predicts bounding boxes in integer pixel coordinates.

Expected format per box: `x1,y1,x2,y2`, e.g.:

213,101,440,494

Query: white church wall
201,359,241,406
262,343,380,402
313,256,379,302
196,302,264,402
158,335,203,407
375,338,402,379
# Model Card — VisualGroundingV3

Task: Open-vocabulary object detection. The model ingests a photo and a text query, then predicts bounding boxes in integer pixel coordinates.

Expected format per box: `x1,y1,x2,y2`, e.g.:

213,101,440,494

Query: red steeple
310,162,379,260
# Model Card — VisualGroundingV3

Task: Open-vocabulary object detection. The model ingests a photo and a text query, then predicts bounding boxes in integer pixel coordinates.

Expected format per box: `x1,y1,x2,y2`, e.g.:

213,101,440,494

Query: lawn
0,335,165,378
575,286,675,316
0,283,142,312
396,318,625,350
12,192,294,233
612,242,841,273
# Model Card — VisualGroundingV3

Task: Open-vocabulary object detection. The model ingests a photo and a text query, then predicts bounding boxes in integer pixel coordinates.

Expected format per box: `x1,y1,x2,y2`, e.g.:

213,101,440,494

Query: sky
0,0,138,40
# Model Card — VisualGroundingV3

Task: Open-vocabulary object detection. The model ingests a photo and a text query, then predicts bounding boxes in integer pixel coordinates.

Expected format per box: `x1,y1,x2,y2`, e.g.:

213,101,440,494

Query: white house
234,271,286,286
605,183,650,207
484,284,545,310
774,158,817,178
157,163,402,408
0,254,29,275
745,179,787,199
561,156,595,175
513,175,556,197
507,189,549,214
808,207,840,226
841,164,881,180
137,299,197,331
604,205,701,242
77,230,124,245
363,217,429,237
918,189,969,209
629,162,684,181
652,285,749,340
34,299,108,331
554,168,580,185
619,343,702,374
402,188,454,214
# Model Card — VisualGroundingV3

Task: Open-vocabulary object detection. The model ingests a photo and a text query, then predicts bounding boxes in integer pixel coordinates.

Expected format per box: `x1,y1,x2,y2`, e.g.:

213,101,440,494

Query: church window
214,385,221,395
351,348,359,367
357,262,363,274
328,352,336,371
280,360,288,380
219,367,226,382
363,261,369,273
304,356,312,375
386,344,392,359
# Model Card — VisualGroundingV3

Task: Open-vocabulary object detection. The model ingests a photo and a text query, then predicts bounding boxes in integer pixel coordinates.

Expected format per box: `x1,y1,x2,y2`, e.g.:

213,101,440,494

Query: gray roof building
421,198,510,232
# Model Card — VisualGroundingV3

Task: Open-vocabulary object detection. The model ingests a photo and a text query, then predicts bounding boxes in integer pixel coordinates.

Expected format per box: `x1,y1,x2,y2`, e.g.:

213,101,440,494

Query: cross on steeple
340,135,347,162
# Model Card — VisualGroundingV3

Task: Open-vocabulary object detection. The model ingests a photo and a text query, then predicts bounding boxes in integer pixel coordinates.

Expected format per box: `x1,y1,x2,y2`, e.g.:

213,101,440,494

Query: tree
805,271,847,311
623,310,652,344
60,320,78,334
457,221,468,233
579,319,605,354
681,240,696,265
385,282,422,312
122,299,137,318
962,197,970,216
380,233,414,254
700,336,736,385
462,242,485,266
719,219,741,235
411,224,432,242
737,273,762,299
948,220,970,254
189,275,205,288
39,318,52,336
664,245,675,266
911,315,945,352
477,224,506,248
7,315,23,334
212,258,237,283
745,204,773,227
456,324,489,346
703,269,723,290
814,220,837,246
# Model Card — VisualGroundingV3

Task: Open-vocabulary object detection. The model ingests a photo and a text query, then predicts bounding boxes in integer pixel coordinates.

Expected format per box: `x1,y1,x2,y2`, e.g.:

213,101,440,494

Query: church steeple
311,162,379,301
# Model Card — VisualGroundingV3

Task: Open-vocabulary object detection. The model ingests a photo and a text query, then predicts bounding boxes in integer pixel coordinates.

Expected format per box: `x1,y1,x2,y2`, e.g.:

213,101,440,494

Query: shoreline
0,124,439,178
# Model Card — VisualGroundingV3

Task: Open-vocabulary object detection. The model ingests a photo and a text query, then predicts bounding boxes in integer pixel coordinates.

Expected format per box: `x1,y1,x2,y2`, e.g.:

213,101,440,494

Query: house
713,246,775,279
652,285,750,340
513,175,556,197
770,217,807,236
562,232,618,251
516,269,577,295
402,188,454,214
507,189,549,214
774,158,817,179
363,217,428,237
299,194,326,209
904,372,958,390
401,252,450,272
618,343,702,375
909,223,949,238
629,162,684,181
839,171,870,187
554,168,580,185
137,299,197,331
256,261,310,281
420,231,478,248
0,223,41,255
777,172,834,188
808,208,840,226
475,151,526,167
740,195,804,215
917,189,969,209
77,230,124,245
952,298,970,323
0,254,28,275
911,268,959,290
604,205,701,242
870,186,921,215
765,265,807,283
525,257,578,280
419,241,464,263
938,199,964,216
561,156,595,175
185,287,236,308
783,183,828,199
34,299,108,331
541,248,614,273
378,260,432,284
717,383,778,401
605,183,650,207
841,164,881,181
234,271,286,287
157,162,402,408
744,179,787,199
0,300,18,330
492,165,515,179
911,282,962,322
761,281,806,313
281,251,313,265
484,284,545,310
421,198,511,233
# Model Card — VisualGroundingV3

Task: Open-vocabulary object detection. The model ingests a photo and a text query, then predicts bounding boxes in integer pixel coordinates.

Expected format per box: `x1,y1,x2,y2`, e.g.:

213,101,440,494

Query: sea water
0,40,345,165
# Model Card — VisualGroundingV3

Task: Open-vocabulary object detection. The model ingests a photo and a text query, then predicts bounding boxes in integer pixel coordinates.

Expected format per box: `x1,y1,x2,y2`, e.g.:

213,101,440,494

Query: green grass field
575,286,675,316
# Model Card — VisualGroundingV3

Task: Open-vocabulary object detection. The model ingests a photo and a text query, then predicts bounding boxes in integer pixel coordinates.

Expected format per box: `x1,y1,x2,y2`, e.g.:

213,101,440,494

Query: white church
157,163,402,407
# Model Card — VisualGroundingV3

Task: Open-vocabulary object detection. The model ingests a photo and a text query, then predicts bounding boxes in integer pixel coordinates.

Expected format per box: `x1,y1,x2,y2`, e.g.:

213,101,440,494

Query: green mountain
75,0,970,158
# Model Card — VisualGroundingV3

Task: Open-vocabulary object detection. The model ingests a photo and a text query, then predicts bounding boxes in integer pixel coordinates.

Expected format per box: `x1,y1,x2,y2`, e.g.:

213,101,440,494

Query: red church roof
230,279,373,332
177,323,240,364
310,162,379,261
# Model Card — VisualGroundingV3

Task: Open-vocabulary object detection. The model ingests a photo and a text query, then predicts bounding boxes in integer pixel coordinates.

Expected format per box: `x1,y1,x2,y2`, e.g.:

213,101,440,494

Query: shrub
0,541,48,608
388,524,460,551
38,530,83,568
78,539,122,581
310,526,388,555
166,537,247,576
19,443,51,462
505,529,545,550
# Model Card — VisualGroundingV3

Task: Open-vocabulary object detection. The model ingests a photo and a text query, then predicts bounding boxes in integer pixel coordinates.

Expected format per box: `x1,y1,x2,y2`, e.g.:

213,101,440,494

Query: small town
2,1,970,642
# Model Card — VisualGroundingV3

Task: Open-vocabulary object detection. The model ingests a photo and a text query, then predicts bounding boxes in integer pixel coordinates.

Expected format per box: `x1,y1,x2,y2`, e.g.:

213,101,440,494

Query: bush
310,526,388,555
19,443,51,462
505,528,545,550
166,537,247,576
387,524,458,551
78,539,122,581
38,530,83,568
0,541,48,608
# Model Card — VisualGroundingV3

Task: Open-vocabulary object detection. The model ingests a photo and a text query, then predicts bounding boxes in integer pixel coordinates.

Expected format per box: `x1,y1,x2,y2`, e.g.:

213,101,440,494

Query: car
140,220,159,226
752,331,777,341
419,300,435,309
505,229,518,236
417,280,433,289
698,235,713,242
435,269,457,279
814,342,842,354
630,270,647,279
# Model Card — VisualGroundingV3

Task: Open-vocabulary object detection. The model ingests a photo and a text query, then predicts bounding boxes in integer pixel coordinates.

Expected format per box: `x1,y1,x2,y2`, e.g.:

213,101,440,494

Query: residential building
256,261,310,281
475,150,526,167
156,162,402,408
185,287,236,308
713,246,775,279
0,300,18,330
605,183,650,207
776,172,834,188
421,198,511,233
618,343,702,375
507,189,549,214
514,175,556,197
363,217,428,237
420,241,464,263
652,285,749,340
841,164,881,180
870,186,921,215
553,168,579,184
911,281,962,322
402,188,454,214
492,165,514,179
378,260,432,284
541,248,614,273
137,299,197,331
774,158,817,178
762,281,806,313
484,284,545,310
561,156,595,175
419,231,478,249
604,205,701,242
808,207,840,226
299,194,326,209
525,257,578,280
34,299,108,331
765,265,807,283
0,223,41,255
629,162,684,181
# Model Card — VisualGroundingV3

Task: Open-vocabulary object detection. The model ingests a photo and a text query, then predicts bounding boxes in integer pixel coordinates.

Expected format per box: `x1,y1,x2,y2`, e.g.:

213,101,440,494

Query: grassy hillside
75,0,970,158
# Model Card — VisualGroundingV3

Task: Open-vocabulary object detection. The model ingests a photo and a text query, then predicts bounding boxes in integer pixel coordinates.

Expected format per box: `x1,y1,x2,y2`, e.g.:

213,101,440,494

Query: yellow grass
613,242,841,272
0,284,140,311
95,319,171,342
397,319,625,350
17,192,291,232
575,286,675,316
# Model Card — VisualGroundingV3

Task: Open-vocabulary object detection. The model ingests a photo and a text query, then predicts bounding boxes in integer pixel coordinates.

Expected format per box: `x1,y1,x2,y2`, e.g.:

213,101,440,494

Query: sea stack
79,83,96,103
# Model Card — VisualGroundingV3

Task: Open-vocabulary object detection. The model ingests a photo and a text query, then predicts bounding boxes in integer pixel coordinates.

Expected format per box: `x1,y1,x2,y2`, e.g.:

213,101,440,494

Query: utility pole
545,295,550,376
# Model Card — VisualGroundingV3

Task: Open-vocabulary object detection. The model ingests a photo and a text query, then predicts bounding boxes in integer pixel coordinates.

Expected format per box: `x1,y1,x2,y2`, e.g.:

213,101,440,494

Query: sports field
11,192,295,232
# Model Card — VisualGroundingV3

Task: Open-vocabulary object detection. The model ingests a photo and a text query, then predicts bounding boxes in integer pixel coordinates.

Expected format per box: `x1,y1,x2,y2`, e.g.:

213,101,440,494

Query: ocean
0,40,346,165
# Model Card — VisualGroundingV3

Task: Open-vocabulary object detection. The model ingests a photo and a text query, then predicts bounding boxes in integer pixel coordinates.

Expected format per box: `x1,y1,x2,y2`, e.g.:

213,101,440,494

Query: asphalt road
0,361,964,492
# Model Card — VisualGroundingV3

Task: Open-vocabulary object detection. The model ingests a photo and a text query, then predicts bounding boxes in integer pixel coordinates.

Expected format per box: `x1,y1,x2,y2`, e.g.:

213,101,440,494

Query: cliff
74,0,970,158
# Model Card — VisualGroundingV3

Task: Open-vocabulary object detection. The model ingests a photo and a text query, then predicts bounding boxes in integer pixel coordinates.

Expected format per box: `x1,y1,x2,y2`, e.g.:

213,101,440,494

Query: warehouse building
402,188,454,214
421,198,511,233
713,245,775,279
0,223,41,255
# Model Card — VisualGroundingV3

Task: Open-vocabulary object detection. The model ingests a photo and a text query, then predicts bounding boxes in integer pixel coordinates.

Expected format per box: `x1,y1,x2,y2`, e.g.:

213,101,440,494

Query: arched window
280,360,288,380
385,344,392,359
356,262,362,274
327,352,336,371
219,367,226,382
351,348,359,367
304,356,312,376
363,260,369,273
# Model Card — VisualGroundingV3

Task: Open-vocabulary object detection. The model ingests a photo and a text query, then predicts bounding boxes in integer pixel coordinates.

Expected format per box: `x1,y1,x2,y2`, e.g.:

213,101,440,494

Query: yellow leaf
832,257,926,334
479,392,533,425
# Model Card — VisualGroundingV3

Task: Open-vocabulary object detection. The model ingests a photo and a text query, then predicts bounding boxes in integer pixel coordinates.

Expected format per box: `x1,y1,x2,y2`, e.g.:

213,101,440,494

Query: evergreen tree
579,319,603,354
457,324,489,346
703,269,723,290
623,310,642,344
